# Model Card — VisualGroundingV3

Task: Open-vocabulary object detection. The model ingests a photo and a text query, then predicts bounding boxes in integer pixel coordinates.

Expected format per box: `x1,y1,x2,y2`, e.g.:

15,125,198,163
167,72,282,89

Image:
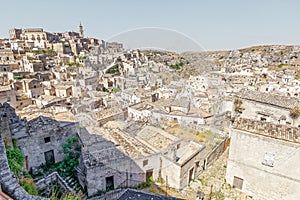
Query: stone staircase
63,175,87,199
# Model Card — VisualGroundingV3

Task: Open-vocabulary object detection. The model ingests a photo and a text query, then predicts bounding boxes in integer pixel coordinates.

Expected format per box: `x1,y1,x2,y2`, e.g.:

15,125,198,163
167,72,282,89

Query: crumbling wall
0,137,49,200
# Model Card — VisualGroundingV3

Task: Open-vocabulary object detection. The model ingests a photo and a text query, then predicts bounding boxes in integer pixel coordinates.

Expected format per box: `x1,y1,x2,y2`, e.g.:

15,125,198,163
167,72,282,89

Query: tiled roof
238,90,300,109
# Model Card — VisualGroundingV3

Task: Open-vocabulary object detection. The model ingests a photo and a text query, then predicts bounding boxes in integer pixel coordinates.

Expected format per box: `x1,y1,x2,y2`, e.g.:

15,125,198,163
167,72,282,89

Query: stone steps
62,175,84,195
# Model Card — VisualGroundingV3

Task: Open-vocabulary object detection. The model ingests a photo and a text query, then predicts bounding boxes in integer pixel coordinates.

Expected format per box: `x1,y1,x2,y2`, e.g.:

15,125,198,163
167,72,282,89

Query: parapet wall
0,137,49,200
233,118,300,143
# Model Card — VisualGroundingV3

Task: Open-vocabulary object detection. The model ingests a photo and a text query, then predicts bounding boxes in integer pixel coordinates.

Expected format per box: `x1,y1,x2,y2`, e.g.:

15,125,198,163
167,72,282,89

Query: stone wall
0,137,49,200
84,156,144,196
35,172,74,197
205,137,230,168
226,121,300,199
17,119,78,171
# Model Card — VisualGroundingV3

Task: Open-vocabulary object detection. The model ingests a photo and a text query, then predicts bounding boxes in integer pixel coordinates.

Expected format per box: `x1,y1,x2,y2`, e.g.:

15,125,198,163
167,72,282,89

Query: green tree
57,137,81,177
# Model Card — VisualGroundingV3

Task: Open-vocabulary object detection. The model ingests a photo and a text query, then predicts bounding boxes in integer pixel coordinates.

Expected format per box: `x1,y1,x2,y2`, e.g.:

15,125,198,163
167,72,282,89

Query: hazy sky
1,0,300,51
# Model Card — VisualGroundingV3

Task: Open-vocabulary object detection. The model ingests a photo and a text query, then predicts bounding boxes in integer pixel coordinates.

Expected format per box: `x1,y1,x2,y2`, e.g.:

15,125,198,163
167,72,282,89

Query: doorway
44,150,55,164
106,176,114,190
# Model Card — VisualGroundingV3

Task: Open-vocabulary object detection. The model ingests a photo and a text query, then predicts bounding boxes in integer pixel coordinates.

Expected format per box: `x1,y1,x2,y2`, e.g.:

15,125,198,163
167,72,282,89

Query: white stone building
226,118,300,200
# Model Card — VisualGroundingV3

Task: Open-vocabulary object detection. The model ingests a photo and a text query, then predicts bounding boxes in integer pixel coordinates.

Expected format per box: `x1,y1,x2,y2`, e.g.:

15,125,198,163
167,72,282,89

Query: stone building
0,49,19,71
23,57,44,72
0,103,78,172
77,122,206,197
20,28,55,48
226,118,300,200
12,115,78,171
53,84,72,98
236,90,300,127
0,85,16,107
9,28,22,40
16,79,43,99
76,128,145,196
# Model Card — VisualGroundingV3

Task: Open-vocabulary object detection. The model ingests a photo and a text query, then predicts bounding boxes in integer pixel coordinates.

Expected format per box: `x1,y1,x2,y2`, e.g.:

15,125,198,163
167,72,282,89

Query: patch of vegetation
106,64,120,74
56,137,81,177
169,62,184,70
212,190,225,200
14,75,25,80
19,177,39,196
27,57,39,61
234,98,243,113
198,177,207,187
30,49,56,55
66,62,82,67
290,107,300,119
103,87,109,92
50,185,80,200
6,139,25,176
278,63,285,68
111,87,120,92
40,162,61,174
78,56,87,60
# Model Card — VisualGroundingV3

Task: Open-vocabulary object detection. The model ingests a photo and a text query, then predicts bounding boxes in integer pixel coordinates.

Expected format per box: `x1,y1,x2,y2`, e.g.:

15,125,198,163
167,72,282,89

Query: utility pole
126,169,128,188
209,184,213,200
166,176,168,197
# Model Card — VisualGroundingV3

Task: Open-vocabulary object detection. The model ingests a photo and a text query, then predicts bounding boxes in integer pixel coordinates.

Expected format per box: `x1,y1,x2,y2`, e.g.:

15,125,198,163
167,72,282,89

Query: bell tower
79,22,84,38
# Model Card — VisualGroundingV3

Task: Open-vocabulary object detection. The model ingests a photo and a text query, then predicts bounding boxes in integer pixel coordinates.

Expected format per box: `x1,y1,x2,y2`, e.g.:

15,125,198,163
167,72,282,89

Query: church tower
79,22,84,38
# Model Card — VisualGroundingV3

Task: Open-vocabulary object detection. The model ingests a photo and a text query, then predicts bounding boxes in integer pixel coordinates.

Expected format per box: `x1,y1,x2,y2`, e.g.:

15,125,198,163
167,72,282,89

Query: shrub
19,177,39,196
212,190,225,200
6,139,25,177
290,107,300,119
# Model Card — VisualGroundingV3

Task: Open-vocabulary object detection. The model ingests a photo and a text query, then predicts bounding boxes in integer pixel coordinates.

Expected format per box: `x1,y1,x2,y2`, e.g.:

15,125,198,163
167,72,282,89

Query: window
262,152,275,167
233,176,243,190
177,143,181,149
143,159,148,167
260,117,266,121
44,137,51,143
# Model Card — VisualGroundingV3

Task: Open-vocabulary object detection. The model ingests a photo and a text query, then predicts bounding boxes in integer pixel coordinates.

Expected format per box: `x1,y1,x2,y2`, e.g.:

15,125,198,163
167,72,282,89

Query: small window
260,117,266,121
44,137,51,143
143,159,148,167
233,176,243,190
262,152,275,167
177,143,181,149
